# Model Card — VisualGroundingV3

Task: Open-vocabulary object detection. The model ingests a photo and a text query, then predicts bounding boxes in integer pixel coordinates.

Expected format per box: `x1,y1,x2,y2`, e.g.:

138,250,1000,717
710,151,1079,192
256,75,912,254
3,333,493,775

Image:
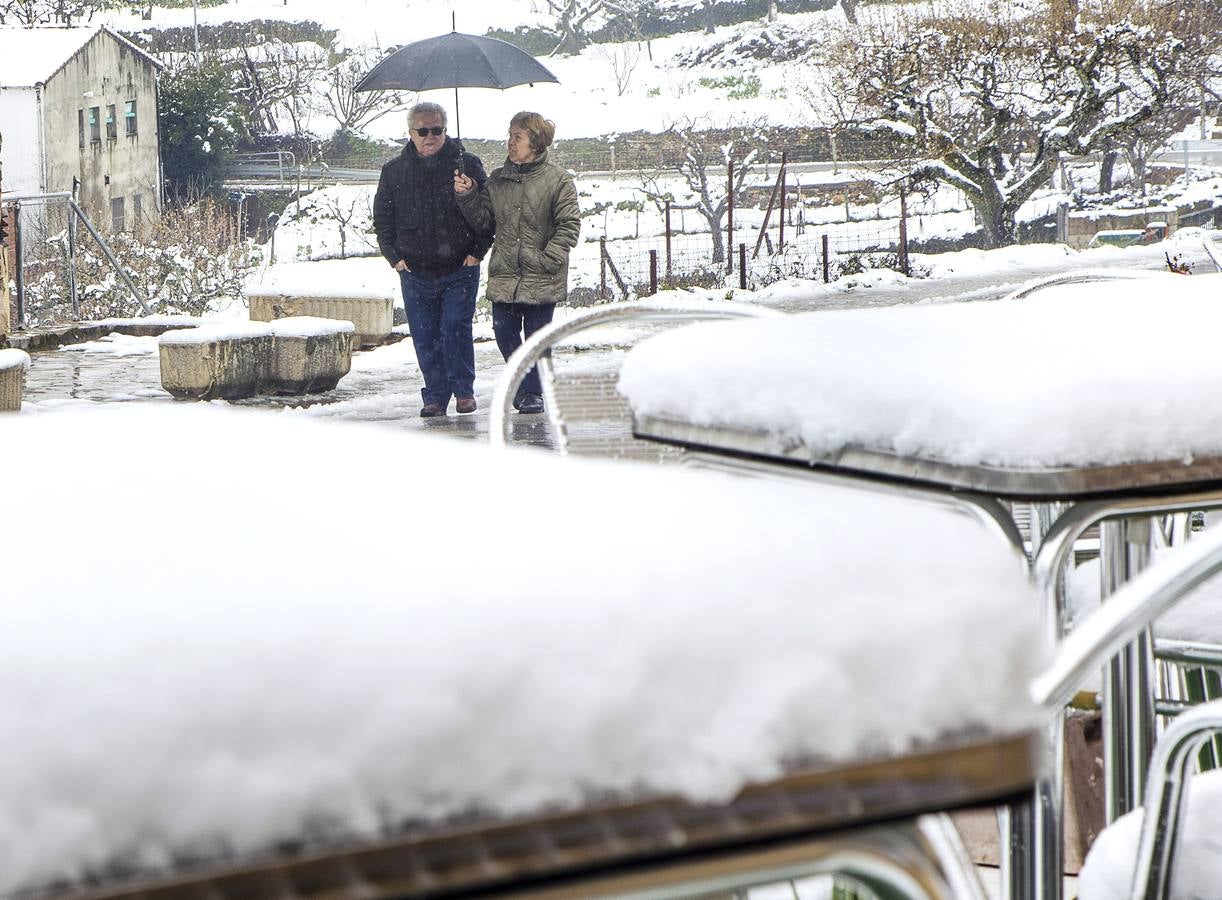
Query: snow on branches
818,0,1207,246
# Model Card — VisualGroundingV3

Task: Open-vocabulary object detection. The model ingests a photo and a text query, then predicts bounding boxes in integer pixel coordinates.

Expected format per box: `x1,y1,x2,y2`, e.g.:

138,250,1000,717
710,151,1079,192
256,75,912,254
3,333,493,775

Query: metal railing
3,191,151,327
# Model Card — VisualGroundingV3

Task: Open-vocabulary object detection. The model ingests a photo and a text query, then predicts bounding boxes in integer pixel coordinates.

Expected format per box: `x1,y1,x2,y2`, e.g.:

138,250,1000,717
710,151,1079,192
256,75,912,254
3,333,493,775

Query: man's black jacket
372,138,493,277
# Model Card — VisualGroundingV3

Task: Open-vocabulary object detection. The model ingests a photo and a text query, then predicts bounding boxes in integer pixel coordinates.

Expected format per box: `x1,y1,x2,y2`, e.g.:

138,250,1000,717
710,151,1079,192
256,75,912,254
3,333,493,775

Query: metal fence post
649,249,658,296
822,233,830,283
738,243,746,290
67,192,80,319
14,200,25,327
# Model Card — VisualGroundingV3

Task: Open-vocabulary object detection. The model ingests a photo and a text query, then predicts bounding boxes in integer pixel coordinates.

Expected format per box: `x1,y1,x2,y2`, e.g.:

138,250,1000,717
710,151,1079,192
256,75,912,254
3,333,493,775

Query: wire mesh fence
2,195,258,330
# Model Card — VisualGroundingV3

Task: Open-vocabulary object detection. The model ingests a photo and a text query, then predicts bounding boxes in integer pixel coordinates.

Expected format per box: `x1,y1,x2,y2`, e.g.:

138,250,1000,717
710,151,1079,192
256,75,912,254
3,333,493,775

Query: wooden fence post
600,236,608,300
822,233,830,283
649,249,658,296
601,238,628,299
898,185,910,276
778,150,787,253
752,153,788,259
738,243,746,291
664,201,672,286
726,159,735,274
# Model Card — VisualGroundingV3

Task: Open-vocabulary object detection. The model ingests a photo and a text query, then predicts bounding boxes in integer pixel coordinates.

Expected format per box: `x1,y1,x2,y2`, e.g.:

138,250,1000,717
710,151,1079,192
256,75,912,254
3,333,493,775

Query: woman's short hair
510,111,556,154
408,101,447,129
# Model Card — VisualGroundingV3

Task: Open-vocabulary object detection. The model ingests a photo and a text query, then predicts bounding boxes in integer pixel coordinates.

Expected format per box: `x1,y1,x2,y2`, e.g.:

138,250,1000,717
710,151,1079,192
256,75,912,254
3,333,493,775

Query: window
124,100,137,136
88,106,100,144
105,104,116,141
111,196,125,233
78,109,85,150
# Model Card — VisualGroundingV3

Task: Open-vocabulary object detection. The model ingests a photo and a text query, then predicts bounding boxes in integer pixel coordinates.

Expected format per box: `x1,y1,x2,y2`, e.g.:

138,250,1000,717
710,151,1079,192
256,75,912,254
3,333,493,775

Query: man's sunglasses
413,126,445,137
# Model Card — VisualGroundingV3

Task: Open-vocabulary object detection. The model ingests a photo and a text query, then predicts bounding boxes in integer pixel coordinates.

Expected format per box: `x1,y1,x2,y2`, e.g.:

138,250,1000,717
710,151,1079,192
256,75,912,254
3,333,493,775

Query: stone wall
42,30,162,231
1065,207,1178,250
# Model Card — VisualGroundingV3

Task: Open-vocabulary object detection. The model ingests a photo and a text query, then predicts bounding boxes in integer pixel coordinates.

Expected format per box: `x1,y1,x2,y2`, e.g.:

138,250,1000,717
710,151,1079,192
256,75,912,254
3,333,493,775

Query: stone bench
159,318,355,400
159,323,273,401
0,349,30,412
248,292,392,349
264,317,354,396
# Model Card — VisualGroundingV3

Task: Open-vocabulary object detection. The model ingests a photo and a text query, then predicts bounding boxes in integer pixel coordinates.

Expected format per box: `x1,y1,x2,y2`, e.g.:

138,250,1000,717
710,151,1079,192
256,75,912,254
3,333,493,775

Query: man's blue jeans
399,265,479,407
492,301,556,401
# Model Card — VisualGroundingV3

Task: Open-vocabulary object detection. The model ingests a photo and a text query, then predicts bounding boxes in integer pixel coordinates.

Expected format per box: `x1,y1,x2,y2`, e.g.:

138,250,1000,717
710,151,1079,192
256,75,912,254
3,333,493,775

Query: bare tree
640,121,762,264
0,0,107,24
816,0,1204,247
319,46,399,136
595,42,641,97
232,39,327,137
546,0,607,54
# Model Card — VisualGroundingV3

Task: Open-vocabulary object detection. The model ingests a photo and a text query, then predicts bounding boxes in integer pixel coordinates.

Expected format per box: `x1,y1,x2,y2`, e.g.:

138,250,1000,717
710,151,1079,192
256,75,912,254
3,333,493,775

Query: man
373,102,491,417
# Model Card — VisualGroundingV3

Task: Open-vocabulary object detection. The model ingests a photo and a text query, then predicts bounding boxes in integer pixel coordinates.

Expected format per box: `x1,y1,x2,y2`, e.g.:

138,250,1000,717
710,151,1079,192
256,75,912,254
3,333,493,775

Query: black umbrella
355,28,560,140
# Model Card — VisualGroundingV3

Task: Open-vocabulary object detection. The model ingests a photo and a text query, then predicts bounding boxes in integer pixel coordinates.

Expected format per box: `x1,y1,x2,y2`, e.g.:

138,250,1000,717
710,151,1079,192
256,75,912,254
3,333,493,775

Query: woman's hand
454,170,474,194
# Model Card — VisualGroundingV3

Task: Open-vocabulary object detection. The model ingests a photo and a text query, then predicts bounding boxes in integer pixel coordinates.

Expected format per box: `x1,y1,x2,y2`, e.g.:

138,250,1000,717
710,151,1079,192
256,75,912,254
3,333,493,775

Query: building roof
0,25,162,88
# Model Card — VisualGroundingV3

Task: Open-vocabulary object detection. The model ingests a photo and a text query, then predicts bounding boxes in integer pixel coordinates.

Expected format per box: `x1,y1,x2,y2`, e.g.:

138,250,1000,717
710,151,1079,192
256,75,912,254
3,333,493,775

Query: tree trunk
976,194,1017,250
708,214,726,264
840,0,858,25
1098,148,1118,194
703,0,715,33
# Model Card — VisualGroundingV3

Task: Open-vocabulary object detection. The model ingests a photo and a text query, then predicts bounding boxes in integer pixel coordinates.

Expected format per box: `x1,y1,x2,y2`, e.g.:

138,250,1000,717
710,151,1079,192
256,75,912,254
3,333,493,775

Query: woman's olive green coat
456,152,581,305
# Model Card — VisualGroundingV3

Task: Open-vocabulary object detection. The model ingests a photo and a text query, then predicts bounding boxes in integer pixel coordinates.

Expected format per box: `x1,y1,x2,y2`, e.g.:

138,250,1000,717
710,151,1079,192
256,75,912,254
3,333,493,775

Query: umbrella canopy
355,31,559,93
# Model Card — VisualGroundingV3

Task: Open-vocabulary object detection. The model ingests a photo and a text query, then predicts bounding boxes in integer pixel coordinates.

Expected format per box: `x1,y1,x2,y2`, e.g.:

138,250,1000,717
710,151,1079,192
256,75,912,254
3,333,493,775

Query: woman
455,111,580,414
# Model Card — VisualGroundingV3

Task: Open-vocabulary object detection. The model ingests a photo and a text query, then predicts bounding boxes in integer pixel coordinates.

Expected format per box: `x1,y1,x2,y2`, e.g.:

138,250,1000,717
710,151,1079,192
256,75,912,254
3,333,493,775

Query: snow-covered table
2,405,1041,898
619,271,1222,890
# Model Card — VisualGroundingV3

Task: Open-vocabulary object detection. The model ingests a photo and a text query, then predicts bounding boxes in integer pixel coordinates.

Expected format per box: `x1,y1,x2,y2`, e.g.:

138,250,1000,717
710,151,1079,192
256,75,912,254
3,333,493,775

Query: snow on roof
619,273,1222,469
0,25,161,87
0,404,1041,892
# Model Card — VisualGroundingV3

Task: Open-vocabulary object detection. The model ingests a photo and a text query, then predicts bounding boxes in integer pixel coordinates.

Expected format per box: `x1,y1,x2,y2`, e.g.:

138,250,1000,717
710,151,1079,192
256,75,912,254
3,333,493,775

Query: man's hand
463,255,480,267
394,260,410,272
454,170,475,194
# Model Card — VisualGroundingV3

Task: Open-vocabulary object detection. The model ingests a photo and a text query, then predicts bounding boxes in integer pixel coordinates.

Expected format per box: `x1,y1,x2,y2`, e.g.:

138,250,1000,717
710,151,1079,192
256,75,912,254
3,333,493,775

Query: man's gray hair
407,102,448,129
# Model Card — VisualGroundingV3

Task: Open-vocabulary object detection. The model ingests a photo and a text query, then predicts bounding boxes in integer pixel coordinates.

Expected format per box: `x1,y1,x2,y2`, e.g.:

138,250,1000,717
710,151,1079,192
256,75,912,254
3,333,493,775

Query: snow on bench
0,348,30,412
0,405,1041,894
1077,758,1222,899
618,273,1222,472
246,268,395,349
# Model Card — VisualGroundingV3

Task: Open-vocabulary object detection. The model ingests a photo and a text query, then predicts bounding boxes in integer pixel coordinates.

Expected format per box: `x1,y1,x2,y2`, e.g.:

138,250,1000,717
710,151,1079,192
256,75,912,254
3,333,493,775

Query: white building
0,26,164,232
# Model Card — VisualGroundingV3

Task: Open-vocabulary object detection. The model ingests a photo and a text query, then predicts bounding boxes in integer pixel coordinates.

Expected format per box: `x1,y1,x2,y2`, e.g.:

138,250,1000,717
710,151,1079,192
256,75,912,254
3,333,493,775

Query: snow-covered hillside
87,0,845,140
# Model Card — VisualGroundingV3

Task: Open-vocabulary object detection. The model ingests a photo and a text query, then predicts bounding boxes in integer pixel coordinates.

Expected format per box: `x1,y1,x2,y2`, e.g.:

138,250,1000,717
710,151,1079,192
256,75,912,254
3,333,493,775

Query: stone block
263,317,354,396
0,348,29,412
159,323,273,401
248,293,392,349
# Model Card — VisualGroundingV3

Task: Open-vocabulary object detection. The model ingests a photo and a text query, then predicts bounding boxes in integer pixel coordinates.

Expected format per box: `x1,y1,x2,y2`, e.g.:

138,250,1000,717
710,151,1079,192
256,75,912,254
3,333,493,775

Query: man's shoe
455,396,477,414
420,403,446,418
518,394,544,415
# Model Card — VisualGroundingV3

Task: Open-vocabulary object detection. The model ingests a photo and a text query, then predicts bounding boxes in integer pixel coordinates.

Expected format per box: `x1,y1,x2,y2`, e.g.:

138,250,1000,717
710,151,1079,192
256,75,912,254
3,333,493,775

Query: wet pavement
19,335,556,448
16,244,1218,446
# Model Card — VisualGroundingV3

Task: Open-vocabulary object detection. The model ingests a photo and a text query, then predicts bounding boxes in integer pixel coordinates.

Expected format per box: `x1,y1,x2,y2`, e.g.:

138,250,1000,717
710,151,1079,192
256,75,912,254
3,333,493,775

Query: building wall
41,32,161,233
0,88,43,195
